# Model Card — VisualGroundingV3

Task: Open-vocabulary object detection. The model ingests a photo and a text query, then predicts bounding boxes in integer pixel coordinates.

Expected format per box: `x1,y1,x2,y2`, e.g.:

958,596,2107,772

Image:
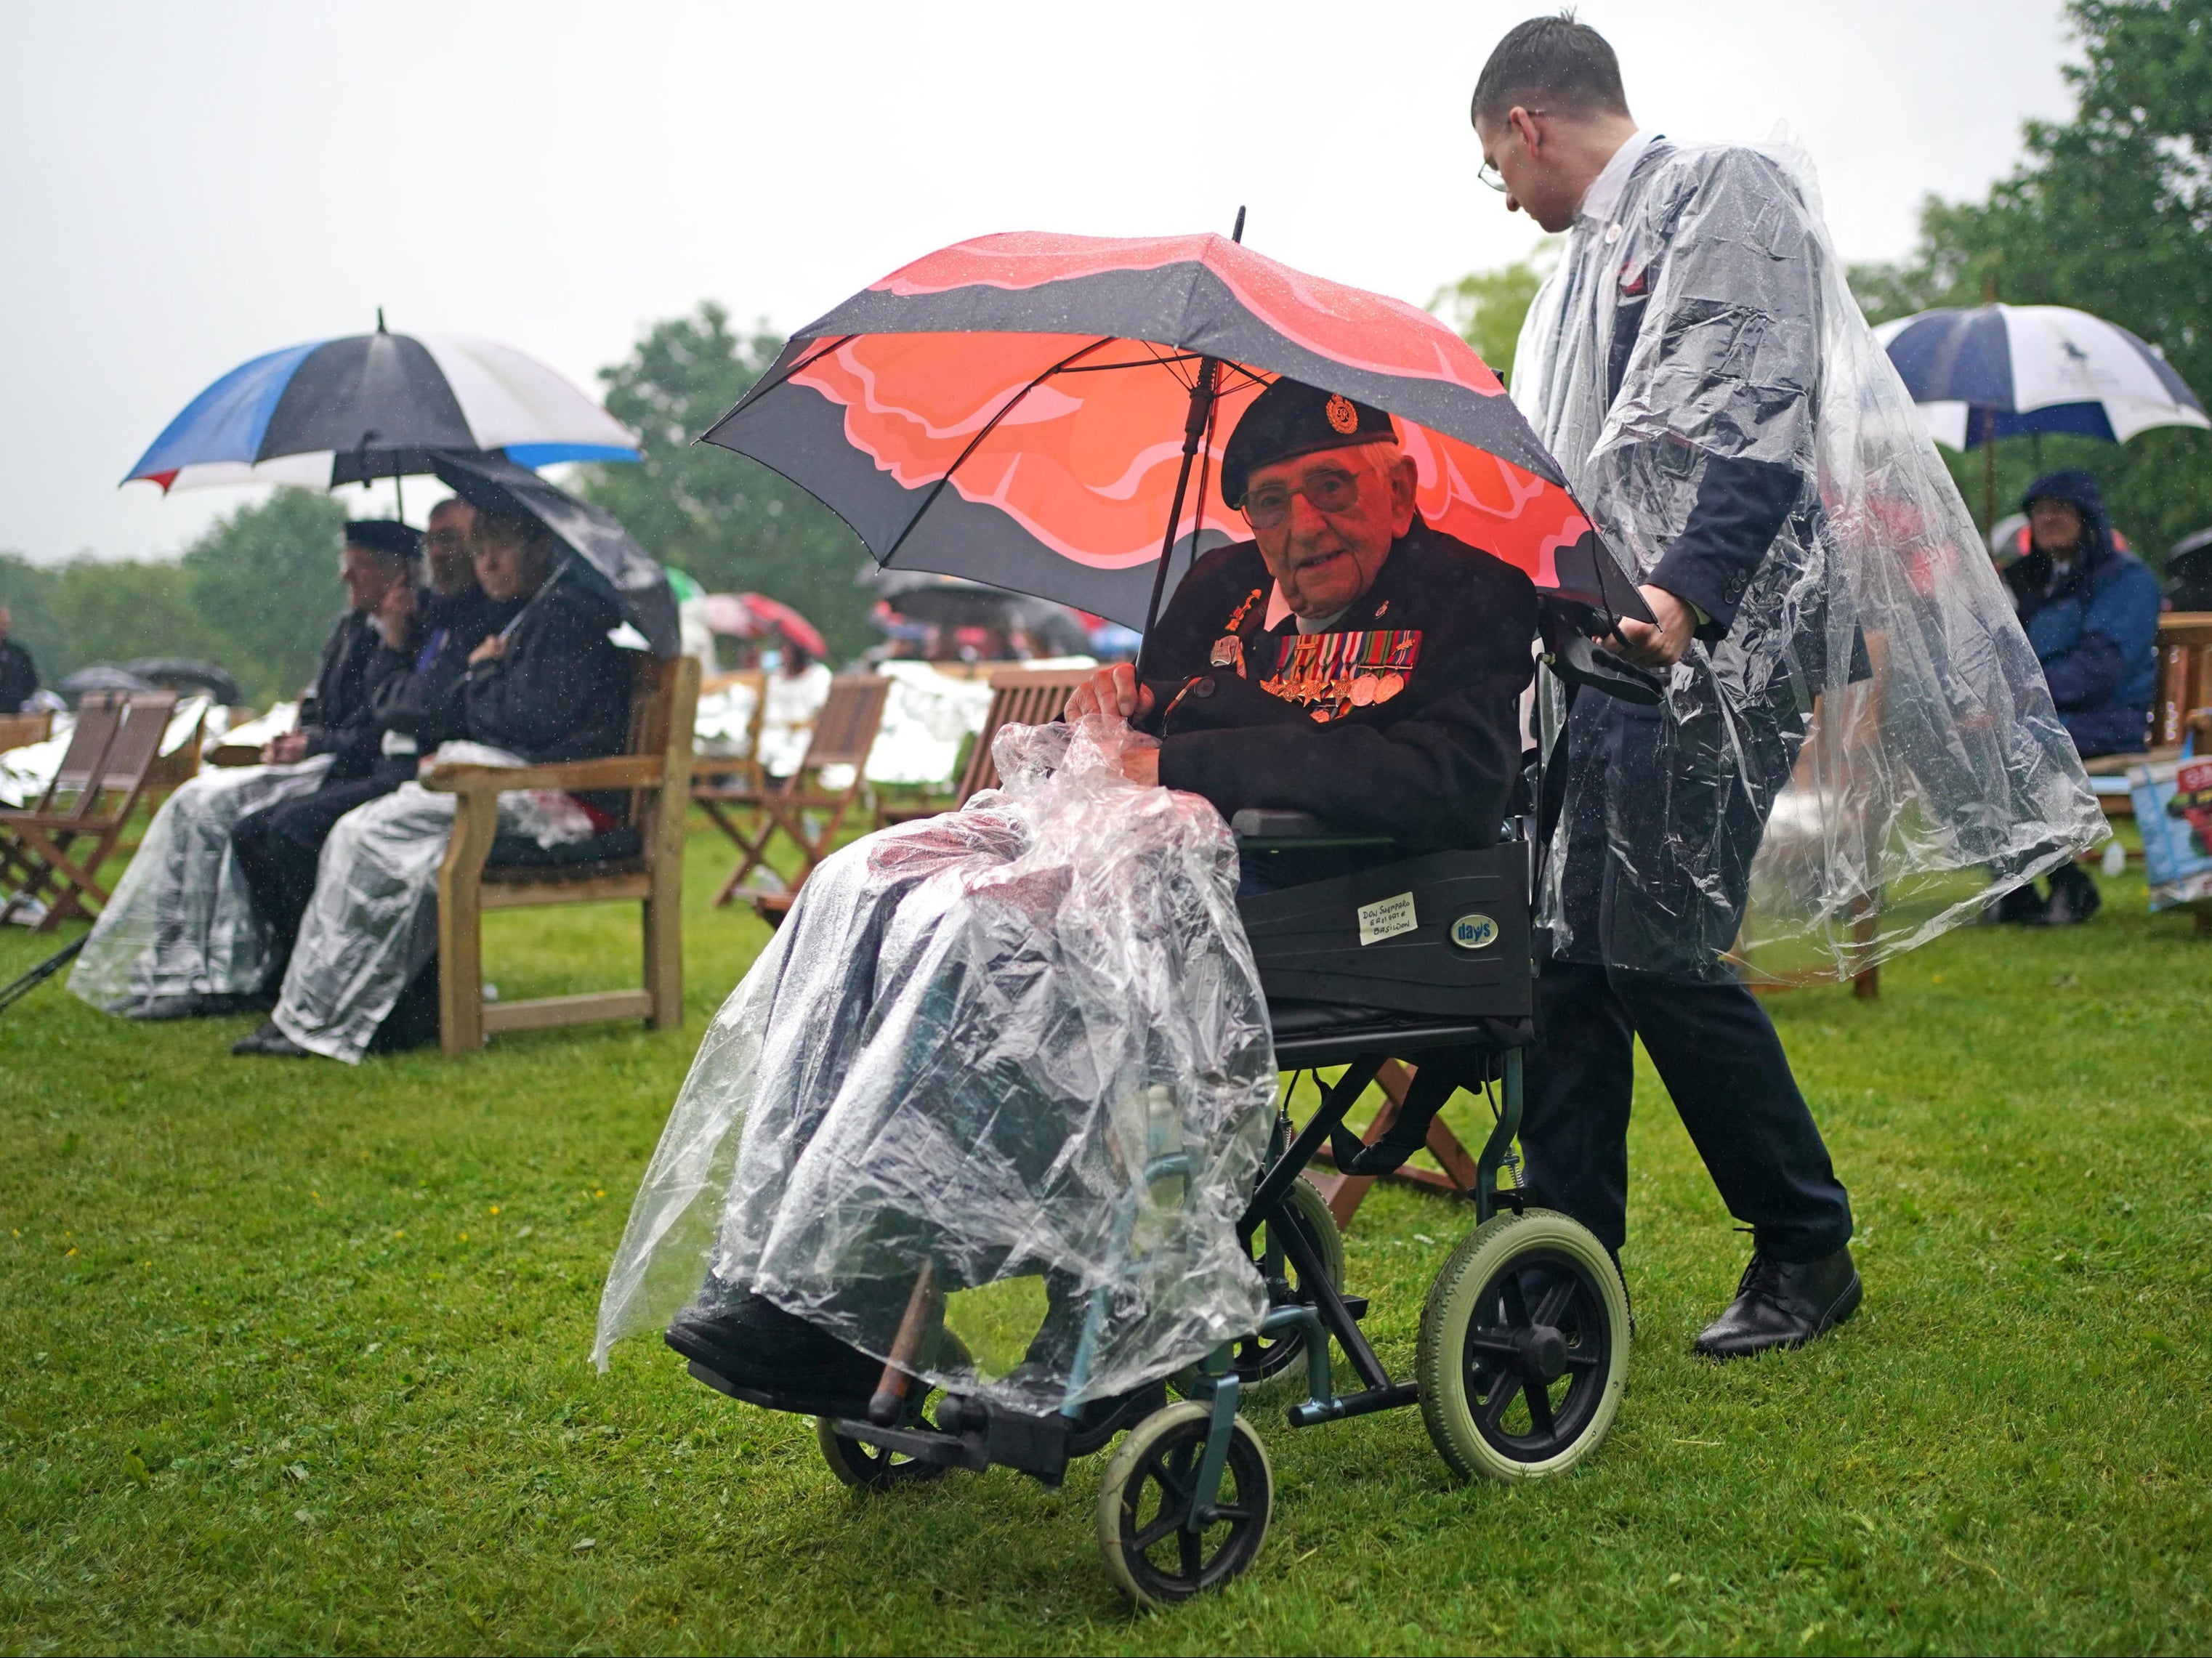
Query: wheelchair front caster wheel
1417,1208,1629,1483
1097,1401,1272,1608
815,1415,950,1492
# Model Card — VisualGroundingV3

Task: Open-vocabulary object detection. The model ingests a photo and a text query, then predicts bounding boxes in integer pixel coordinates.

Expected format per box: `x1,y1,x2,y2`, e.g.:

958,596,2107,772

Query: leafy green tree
0,552,220,692
1849,0,2212,559
576,304,875,662
181,488,351,704
1431,243,1557,386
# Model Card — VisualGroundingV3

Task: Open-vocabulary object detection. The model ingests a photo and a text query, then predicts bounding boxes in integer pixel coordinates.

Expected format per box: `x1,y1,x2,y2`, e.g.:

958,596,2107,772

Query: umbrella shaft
1134,359,1222,681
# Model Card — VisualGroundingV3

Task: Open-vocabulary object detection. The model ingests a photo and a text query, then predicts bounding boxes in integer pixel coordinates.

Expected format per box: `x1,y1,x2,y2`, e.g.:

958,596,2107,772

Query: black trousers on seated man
231,760,412,987
1519,958,1854,1265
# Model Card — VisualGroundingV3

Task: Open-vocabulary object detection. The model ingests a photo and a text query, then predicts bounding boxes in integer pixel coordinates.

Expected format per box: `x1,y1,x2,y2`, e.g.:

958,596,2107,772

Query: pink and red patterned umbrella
703,231,1639,632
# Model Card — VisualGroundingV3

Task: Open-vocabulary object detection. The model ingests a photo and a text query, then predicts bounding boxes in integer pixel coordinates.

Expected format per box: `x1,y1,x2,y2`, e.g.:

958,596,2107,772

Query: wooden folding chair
695,674,889,907
877,666,1094,831
1301,1061,1485,1229
424,654,700,1057
749,667,1093,929
0,711,54,753
0,690,178,932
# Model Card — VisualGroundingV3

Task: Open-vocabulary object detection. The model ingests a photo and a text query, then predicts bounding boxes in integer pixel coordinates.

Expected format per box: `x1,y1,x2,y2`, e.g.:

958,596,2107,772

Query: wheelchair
676,809,1631,1609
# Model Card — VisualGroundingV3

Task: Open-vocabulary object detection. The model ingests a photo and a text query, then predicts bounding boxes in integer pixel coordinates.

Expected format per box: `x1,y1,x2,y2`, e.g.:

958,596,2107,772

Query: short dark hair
1472,13,1629,128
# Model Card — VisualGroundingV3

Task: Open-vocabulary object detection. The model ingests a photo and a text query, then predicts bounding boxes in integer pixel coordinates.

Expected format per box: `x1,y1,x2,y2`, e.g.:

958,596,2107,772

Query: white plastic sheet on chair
594,717,1277,1411
68,754,334,1008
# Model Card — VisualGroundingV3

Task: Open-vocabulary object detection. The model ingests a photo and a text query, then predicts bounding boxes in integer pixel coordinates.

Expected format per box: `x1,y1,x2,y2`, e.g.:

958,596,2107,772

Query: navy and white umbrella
1875,302,2208,448
124,318,640,493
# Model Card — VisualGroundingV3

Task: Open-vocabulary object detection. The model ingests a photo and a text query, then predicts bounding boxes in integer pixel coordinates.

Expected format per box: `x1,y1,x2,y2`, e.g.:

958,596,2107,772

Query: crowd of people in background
60,502,635,1061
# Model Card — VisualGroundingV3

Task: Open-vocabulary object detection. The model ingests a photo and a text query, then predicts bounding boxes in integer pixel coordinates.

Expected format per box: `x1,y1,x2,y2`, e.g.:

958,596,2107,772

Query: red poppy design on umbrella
706,230,1637,631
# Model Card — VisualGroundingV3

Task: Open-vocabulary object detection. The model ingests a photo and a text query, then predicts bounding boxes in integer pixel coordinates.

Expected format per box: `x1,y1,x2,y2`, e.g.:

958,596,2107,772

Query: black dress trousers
231,767,409,981
1519,957,1854,1265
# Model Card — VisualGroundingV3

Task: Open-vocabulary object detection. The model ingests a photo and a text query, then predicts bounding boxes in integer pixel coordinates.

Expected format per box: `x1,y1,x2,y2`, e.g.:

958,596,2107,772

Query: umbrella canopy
57,665,158,703
697,592,829,660
124,658,243,706
865,570,1089,649
1875,303,2208,448
125,323,640,493
427,453,679,658
701,231,1645,633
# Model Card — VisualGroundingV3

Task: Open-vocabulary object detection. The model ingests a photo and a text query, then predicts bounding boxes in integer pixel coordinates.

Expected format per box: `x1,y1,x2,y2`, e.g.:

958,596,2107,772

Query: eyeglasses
1476,110,1544,194
1241,467,1363,530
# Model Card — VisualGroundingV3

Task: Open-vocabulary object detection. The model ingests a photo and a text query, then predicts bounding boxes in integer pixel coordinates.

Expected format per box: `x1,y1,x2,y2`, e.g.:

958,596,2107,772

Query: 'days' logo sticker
1450,913,1500,950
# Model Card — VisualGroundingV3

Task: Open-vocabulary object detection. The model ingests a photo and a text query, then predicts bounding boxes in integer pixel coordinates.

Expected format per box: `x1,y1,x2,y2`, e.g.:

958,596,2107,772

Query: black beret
343,519,424,562
1220,378,1397,508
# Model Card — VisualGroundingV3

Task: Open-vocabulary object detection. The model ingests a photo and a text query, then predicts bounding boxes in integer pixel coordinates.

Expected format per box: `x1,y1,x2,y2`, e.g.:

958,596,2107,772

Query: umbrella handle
1132,357,1222,683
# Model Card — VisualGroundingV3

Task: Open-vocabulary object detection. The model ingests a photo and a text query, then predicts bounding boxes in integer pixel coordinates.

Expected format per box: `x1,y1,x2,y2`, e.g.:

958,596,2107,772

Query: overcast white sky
1,0,2075,566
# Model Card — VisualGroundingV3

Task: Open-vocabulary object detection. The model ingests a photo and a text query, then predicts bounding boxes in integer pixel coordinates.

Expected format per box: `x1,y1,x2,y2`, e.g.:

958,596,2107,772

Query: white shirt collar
1578,128,1659,227
1261,583,1349,633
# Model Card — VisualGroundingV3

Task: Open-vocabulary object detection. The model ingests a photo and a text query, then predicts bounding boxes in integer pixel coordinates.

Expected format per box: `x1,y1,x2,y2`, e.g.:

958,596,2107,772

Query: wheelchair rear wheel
1235,1175,1344,1384
1416,1209,1628,1483
1097,1401,1272,1608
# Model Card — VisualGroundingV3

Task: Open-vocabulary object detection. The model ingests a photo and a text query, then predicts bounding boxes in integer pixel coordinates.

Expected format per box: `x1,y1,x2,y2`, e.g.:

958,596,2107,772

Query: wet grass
2,828,2209,1654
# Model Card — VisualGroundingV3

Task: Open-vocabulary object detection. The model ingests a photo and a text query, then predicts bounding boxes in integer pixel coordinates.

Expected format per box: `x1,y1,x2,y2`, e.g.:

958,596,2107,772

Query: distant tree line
1849,0,2212,560
0,489,348,706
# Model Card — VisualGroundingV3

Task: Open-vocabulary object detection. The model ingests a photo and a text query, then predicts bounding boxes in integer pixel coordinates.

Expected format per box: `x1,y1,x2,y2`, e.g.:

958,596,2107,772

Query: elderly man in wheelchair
596,379,1633,1607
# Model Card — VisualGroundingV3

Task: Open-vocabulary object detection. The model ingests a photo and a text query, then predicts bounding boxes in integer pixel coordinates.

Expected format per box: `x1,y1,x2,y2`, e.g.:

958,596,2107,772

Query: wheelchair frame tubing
1472,1048,1525,1226
1239,1056,1386,1248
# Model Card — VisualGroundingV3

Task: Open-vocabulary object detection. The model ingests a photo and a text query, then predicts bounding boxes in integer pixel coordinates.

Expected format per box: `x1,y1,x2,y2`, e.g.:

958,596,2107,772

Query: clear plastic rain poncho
270,745,595,1063
1512,134,2104,982
594,718,1277,1412
68,756,334,1010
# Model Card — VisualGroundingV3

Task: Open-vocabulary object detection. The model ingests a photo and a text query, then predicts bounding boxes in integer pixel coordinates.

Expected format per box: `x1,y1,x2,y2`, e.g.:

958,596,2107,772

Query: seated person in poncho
228,497,499,991
231,502,635,1061
603,379,1538,1407
69,519,431,1019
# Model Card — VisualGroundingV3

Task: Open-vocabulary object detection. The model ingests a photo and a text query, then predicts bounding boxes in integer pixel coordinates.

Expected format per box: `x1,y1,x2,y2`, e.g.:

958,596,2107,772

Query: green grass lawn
3,825,2210,1655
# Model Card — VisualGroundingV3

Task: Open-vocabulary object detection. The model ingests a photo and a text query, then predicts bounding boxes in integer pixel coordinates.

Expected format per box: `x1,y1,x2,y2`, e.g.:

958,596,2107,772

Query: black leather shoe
231,1020,312,1058
1979,882,2045,925
666,1287,881,1400
130,992,251,1021
1693,1245,1861,1360
2033,864,2102,926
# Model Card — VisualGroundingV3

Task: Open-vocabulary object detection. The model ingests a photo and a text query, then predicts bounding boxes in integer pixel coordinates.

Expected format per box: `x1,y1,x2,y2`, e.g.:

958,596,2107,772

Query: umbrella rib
725,333,862,421
880,336,1117,564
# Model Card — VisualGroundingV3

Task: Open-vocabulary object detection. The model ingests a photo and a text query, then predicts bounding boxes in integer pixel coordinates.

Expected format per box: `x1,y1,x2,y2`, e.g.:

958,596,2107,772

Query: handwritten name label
1357,891,1418,947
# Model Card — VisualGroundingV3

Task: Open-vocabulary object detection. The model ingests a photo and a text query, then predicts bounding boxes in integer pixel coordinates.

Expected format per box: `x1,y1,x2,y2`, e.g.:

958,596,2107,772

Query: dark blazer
0,638,38,713
461,573,635,816
1139,521,1537,850
302,610,403,771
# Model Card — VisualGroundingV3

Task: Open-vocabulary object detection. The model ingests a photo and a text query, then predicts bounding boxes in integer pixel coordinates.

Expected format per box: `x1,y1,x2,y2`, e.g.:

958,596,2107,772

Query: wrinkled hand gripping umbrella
701,225,1649,657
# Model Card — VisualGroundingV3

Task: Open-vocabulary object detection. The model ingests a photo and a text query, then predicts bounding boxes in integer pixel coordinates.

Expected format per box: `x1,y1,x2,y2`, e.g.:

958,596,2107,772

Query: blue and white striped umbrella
124,321,640,493
1873,302,2208,449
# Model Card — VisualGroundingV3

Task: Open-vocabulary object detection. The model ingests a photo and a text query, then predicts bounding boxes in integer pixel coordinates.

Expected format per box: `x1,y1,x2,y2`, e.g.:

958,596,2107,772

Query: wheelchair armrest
1230,809,1399,851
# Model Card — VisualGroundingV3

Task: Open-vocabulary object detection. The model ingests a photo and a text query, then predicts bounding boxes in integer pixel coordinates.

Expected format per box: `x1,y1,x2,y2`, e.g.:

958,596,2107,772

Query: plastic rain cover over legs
68,756,334,1011
1511,134,2104,983
270,748,592,1064
594,717,1278,1413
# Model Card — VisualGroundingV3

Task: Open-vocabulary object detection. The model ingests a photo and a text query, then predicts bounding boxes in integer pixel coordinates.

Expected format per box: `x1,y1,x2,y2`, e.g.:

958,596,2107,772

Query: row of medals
1214,630,1408,719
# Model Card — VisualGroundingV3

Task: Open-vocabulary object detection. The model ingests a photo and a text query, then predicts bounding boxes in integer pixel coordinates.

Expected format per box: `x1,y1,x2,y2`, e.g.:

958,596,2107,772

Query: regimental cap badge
1325,394,1360,436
